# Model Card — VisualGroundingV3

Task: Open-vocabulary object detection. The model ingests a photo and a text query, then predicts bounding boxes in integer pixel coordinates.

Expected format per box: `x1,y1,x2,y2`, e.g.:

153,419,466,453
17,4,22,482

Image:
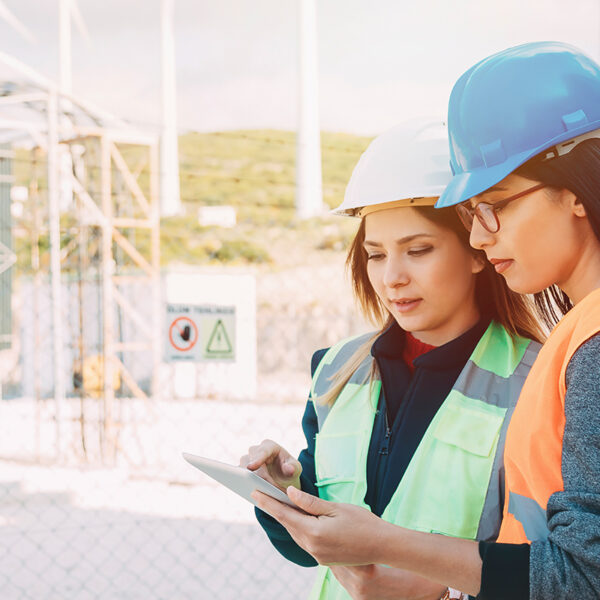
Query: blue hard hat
436,41,600,208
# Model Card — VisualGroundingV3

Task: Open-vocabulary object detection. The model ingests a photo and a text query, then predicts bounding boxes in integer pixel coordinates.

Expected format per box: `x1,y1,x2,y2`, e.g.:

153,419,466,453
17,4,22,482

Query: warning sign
199,307,235,360
165,304,235,362
206,319,233,354
169,316,199,352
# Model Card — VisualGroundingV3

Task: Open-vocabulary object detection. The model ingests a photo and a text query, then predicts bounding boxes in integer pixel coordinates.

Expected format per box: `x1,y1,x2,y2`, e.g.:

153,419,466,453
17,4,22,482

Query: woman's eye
407,246,433,257
366,253,384,261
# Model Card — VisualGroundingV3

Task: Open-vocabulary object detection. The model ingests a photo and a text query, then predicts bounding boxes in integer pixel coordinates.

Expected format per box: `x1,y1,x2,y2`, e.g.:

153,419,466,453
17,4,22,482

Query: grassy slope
162,130,371,267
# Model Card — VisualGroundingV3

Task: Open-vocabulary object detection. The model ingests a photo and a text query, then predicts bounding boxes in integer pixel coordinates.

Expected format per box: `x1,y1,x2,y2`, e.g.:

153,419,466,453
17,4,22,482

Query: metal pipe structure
0,50,160,464
31,150,42,460
150,141,162,400
59,0,72,96
296,0,323,219
160,0,181,216
101,135,115,458
47,89,66,459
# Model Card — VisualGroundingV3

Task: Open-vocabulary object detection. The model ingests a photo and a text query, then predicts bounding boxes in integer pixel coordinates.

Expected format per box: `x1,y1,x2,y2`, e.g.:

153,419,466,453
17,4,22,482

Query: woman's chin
501,272,550,295
392,313,429,333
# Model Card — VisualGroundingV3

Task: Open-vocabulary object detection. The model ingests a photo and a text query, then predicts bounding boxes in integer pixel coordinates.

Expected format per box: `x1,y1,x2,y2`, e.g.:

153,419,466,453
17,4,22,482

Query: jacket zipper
381,411,392,456
370,410,392,515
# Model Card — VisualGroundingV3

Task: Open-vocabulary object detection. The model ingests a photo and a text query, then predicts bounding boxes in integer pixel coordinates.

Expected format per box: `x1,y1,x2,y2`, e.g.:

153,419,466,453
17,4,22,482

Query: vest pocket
396,394,506,539
433,399,504,457
315,432,362,503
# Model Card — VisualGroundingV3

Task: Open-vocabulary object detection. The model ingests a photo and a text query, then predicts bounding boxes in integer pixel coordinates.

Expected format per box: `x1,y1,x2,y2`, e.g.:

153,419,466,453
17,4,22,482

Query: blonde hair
316,208,545,407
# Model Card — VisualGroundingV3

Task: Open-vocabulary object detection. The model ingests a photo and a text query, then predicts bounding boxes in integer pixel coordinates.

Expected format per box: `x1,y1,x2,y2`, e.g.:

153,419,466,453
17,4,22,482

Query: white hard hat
333,119,452,217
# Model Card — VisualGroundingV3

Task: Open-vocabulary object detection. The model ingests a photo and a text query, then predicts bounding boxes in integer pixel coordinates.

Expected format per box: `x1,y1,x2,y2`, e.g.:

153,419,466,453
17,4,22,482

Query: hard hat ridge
333,119,452,217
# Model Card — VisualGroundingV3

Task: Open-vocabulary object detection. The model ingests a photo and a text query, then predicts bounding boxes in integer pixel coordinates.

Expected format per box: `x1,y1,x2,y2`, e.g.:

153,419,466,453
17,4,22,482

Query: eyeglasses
455,183,547,233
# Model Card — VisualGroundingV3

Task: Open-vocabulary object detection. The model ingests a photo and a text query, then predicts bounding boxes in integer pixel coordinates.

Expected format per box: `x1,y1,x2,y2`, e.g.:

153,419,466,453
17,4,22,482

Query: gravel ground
0,398,320,600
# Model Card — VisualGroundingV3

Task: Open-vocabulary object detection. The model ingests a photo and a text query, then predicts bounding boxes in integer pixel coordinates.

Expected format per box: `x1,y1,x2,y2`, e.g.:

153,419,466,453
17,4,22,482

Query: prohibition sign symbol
169,316,199,352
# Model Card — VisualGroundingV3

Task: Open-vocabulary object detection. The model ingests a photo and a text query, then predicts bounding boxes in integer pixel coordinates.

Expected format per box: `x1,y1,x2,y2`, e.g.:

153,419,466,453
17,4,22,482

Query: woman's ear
558,188,586,218
572,197,587,218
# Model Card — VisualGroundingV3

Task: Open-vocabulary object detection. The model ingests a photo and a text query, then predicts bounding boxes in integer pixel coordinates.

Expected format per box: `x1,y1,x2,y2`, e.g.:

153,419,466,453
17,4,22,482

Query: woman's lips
390,298,422,313
490,259,514,274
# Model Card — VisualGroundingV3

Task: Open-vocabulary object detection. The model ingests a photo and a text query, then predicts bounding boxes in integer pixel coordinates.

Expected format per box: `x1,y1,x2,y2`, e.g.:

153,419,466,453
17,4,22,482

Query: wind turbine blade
70,0,92,46
0,0,37,43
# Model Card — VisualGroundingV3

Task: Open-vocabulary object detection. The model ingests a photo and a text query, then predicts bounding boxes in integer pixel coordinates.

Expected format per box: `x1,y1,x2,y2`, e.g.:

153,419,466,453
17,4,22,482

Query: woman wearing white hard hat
253,42,600,600
242,120,542,600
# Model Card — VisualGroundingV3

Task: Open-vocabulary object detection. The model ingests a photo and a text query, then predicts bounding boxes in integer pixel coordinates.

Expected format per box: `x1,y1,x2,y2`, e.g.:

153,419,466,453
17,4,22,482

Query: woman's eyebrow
363,233,435,247
478,185,508,197
470,185,509,206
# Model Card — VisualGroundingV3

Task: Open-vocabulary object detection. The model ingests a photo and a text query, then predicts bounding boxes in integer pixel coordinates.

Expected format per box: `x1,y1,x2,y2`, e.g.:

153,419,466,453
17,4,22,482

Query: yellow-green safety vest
307,321,540,600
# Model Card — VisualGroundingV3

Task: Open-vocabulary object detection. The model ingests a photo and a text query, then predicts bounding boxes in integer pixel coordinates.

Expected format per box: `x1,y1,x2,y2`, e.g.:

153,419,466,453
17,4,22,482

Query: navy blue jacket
255,319,490,567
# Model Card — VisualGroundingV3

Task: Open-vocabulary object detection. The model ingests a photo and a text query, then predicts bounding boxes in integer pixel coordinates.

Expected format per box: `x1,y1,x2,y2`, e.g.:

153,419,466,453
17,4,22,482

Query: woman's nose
383,260,409,288
469,217,495,250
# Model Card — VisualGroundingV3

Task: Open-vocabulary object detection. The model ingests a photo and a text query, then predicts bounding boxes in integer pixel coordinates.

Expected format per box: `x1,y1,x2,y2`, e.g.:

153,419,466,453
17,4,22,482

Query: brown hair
317,206,545,406
514,138,600,328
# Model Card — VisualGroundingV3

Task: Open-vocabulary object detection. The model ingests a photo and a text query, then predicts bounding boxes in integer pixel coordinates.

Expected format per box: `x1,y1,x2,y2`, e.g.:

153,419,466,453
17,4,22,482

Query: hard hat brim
437,121,600,208
436,152,529,208
333,196,438,217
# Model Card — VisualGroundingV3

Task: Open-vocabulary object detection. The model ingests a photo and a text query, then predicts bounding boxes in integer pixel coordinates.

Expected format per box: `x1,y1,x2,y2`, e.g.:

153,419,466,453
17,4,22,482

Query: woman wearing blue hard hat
252,42,600,600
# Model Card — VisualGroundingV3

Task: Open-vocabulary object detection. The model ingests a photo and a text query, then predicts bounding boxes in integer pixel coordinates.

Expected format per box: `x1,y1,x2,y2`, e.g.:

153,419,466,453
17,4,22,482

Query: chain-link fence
0,90,371,598
0,257,370,599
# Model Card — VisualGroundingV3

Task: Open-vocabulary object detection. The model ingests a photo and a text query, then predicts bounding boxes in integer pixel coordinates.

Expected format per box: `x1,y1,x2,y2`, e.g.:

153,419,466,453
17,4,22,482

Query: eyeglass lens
455,203,499,234
456,204,474,231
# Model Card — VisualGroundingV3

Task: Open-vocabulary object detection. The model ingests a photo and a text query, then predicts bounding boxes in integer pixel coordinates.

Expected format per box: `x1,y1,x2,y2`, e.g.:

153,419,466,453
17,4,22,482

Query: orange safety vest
498,287,600,543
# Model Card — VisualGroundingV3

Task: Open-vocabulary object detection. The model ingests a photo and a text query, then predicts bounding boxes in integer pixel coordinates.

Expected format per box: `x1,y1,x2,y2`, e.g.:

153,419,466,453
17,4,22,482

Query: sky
0,0,599,135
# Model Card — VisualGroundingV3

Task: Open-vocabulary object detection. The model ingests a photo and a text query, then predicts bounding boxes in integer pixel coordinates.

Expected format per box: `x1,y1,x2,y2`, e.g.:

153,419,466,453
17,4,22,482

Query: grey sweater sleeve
530,333,600,599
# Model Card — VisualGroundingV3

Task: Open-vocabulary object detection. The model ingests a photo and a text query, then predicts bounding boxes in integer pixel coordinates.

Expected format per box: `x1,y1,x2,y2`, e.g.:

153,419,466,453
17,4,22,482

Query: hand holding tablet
182,452,302,511
239,439,303,492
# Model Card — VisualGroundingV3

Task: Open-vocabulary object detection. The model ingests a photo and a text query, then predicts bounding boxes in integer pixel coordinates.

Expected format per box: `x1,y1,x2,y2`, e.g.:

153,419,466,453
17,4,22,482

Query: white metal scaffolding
0,53,161,462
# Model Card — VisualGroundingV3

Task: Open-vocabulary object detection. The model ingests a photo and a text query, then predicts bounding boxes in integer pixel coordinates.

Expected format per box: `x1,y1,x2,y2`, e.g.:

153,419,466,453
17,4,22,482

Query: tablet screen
183,452,300,509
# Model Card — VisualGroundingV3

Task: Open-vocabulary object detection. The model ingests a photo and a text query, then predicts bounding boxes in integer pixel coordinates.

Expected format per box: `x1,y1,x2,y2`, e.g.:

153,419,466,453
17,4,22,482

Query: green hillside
162,130,371,266
178,130,370,215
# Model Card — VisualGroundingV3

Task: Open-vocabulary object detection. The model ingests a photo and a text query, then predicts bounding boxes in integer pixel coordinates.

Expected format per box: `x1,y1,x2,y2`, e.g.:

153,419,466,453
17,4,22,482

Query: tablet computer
182,452,300,509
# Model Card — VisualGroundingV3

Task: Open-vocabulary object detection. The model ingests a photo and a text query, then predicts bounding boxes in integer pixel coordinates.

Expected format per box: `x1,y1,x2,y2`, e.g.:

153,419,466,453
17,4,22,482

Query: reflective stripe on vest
465,342,540,541
508,492,549,541
498,287,600,544
308,322,540,600
310,331,374,430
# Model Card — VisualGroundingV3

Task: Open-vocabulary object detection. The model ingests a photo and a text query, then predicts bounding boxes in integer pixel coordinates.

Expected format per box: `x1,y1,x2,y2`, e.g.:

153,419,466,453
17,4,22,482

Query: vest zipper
381,412,392,456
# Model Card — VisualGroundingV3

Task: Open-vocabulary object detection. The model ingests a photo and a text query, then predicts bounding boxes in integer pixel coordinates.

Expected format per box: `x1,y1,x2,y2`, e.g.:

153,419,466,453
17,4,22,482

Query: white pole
160,0,181,216
100,135,115,458
150,142,162,401
48,90,66,459
59,0,72,95
58,0,75,218
296,0,323,219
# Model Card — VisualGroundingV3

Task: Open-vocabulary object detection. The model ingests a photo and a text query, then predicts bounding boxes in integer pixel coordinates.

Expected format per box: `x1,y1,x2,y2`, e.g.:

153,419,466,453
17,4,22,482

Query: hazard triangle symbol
206,319,233,354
